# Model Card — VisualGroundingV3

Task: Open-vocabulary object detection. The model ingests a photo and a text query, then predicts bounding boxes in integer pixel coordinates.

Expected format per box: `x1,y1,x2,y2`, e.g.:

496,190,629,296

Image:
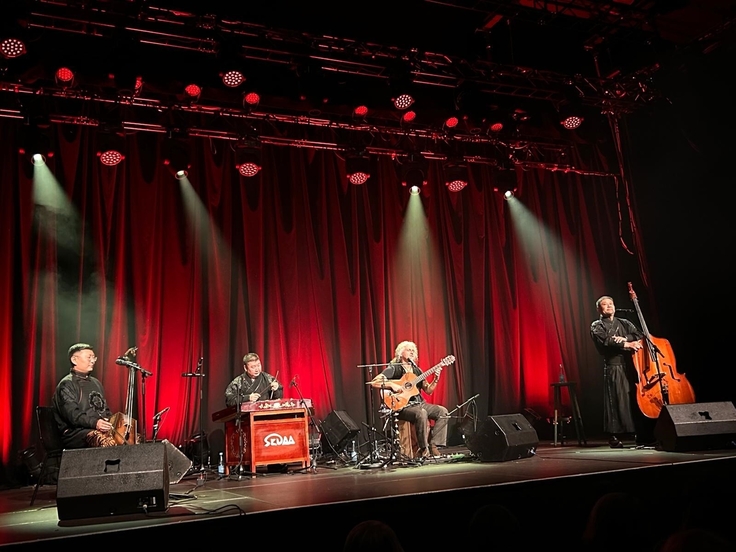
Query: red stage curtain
0,121,642,480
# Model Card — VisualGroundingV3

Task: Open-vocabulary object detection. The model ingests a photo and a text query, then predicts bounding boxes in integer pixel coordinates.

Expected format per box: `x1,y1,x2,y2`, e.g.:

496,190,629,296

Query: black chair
30,406,65,506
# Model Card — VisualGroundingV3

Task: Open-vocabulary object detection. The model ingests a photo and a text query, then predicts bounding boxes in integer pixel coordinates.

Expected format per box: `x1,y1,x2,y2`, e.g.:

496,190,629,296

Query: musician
370,340,448,458
52,343,117,448
590,296,650,448
225,352,283,407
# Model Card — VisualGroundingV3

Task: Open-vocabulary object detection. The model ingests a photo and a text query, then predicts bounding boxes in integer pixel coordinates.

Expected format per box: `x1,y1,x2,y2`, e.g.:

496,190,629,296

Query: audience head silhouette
343,520,404,552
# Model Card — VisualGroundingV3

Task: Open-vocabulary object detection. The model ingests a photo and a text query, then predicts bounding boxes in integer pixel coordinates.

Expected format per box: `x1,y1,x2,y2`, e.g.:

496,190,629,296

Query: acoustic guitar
381,355,456,412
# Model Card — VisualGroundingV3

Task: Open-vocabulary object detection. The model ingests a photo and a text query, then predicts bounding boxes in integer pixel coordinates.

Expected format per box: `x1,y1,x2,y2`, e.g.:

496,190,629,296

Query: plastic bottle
218,452,225,475
351,440,358,463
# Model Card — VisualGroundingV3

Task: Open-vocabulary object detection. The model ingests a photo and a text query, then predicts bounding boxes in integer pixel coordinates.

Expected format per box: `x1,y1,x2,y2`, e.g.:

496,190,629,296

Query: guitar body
381,373,420,411
380,355,456,412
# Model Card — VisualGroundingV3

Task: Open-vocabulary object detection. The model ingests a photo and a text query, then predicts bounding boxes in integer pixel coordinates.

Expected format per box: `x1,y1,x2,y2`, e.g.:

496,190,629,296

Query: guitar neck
413,363,441,384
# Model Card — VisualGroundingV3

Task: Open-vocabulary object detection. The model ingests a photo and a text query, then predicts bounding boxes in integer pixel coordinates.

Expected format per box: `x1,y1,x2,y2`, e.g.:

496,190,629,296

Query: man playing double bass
590,296,655,449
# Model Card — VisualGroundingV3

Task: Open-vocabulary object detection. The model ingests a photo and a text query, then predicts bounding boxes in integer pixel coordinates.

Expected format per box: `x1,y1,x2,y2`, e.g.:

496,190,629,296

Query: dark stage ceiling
2,0,736,166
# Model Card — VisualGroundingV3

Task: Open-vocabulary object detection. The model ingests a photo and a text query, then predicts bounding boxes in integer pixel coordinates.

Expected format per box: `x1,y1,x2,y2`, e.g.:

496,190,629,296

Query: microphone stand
229,381,259,480
291,378,339,473
357,362,393,469
181,358,215,486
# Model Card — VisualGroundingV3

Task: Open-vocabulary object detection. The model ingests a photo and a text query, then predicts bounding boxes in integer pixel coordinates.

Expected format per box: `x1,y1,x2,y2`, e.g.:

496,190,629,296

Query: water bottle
217,452,225,476
351,440,358,463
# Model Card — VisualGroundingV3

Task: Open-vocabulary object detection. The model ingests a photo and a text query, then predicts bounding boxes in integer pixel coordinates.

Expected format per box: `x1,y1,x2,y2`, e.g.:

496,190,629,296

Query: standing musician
370,340,448,458
53,343,117,448
590,296,654,448
225,352,283,407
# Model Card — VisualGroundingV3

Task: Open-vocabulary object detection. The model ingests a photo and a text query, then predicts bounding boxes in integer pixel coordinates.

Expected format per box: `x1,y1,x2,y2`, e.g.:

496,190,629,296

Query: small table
550,382,586,446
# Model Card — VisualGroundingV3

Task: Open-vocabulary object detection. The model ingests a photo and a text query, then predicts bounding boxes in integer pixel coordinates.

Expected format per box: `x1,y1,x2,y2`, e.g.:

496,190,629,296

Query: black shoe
609,436,624,449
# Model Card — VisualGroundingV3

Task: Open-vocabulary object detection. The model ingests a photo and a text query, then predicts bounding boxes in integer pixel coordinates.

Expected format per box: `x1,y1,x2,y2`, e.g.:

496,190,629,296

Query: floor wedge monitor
56,442,169,521
654,401,736,452
465,413,538,462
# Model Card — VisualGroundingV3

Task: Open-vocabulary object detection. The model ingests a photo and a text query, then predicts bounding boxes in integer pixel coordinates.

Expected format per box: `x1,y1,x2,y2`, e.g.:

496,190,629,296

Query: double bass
627,283,696,418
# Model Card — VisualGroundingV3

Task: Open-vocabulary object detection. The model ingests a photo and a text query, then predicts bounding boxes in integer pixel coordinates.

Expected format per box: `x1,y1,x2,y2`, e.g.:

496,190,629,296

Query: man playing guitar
370,340,452,459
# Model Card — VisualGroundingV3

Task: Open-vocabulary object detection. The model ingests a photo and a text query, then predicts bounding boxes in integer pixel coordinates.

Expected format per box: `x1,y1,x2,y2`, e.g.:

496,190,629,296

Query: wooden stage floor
2,439,736,550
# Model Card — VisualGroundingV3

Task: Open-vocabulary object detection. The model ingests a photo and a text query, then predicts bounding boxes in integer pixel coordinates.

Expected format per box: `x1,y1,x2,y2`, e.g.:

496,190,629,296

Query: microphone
196,357,203,372
116,358,153,377
290,376,298,387
153,406,170,420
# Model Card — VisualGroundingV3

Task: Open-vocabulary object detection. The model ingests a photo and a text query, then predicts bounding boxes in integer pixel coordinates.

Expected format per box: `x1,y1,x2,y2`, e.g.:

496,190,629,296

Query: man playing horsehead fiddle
53,343,118,448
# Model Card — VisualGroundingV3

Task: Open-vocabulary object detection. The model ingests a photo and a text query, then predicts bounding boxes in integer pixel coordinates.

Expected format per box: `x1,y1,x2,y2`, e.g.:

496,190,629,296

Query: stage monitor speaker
56,442,169,521
654,401,736,452
465,413,538,462
321,410,360,454
162,439,192,484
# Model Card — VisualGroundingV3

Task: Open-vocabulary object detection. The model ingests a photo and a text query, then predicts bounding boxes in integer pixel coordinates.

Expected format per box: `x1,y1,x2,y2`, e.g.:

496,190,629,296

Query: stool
396,419,432,458
551,381,586,446
397,419,418,458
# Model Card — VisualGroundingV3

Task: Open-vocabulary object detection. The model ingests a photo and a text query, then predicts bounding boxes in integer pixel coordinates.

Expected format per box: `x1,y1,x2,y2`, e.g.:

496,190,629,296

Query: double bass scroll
627,283,696,418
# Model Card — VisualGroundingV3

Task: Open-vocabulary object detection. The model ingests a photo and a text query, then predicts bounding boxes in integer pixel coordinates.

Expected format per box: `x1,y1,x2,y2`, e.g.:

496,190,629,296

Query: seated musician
52,343,117,448
370,340,448,458
225,352,283,407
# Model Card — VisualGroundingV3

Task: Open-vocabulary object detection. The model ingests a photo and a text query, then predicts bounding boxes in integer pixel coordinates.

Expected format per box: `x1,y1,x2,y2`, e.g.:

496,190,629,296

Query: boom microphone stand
291,377,339,473
357,362,392,469
181,357,216,485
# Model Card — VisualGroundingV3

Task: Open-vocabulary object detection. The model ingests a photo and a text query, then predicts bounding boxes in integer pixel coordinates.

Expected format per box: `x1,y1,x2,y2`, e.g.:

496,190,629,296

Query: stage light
163,136,191,179
32,153,46,166
559,104,584,129
221,69,245,88
444,162,468,192
97,134,126,166
504,190,514,200
346,152,371,185
0,38,26,59
243,91,260,107
489,121,504,133
401,110,417,123
353,105,369,118
55,67,75,87
392,93,414,110
398,152,428,190
235,144,262,177
184,83,202,104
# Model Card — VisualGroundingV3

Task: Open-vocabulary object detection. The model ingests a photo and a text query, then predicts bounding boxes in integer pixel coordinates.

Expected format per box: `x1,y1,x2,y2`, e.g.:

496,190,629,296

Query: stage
2,438,736,550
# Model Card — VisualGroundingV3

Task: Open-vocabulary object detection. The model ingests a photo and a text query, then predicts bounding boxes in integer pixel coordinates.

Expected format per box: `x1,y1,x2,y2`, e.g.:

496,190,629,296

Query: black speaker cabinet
321,410,360,453
654,402,736,452
57,442,169,521
162,439,192,484
465,414,539,462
